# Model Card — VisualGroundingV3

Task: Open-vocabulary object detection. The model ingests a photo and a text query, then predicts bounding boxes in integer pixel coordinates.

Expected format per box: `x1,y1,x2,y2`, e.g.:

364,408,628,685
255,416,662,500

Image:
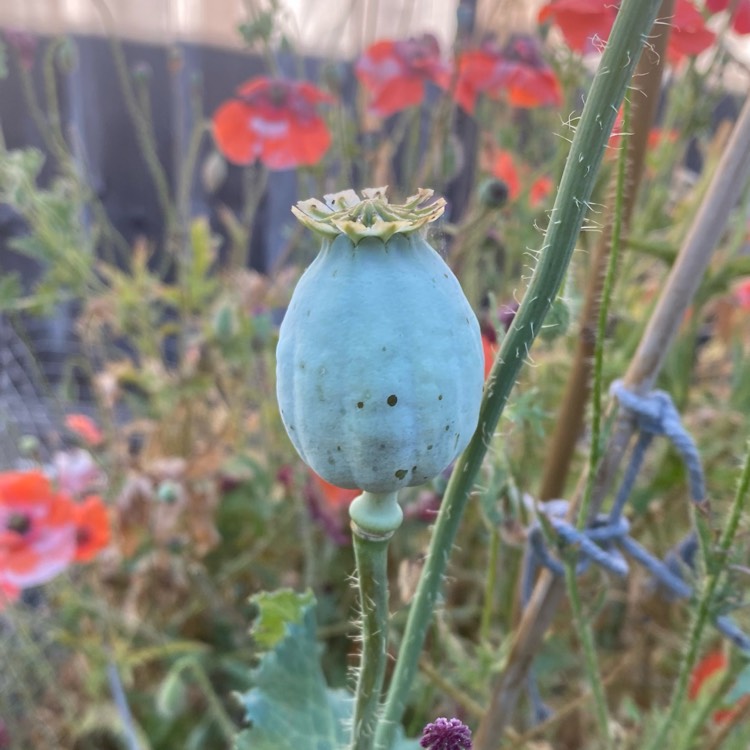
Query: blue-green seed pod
276,188,484,493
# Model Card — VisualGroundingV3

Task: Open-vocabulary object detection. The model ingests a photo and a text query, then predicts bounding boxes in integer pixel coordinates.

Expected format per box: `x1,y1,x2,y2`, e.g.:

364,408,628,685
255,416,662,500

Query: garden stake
376,1,665,747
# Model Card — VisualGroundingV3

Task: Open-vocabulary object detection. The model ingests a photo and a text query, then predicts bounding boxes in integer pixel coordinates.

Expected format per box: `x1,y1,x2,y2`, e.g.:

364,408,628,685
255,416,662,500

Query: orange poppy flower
0,471,77,599
65,413,104,446
707,0,750,34
355,34,450,118
72,495,111,562
212,77,334,170
455,35,561,114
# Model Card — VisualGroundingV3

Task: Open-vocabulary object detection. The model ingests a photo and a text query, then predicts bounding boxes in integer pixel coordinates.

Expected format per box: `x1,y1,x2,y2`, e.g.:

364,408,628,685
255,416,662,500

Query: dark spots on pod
289,425,295,431
357,401,364,409
332,270,338,277
394,469,407,480
443,273,448,278
454,432,460,449
445,425,450,432
337,445,342,452
438,394,443,401
382,346,387,352
328,456,336,465
306,310,311,317
379,443,386,450
299,362,306,370
427,444,433,450
411,465,417,472
387,394,398,407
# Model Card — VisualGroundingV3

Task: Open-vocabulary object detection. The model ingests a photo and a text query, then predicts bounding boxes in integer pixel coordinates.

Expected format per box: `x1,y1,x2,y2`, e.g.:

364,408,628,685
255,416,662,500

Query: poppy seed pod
276,188,484,494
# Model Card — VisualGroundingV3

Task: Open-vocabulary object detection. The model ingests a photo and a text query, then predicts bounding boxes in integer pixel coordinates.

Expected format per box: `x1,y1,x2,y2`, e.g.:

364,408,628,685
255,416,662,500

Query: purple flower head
420,717,472,750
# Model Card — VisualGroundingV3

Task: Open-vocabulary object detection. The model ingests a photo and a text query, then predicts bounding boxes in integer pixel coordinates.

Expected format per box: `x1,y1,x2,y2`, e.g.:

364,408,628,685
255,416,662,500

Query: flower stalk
350,492,402,750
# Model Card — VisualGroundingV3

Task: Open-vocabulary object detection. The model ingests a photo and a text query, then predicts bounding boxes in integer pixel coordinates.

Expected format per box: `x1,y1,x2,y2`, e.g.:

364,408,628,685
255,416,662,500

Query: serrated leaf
250,588,314,649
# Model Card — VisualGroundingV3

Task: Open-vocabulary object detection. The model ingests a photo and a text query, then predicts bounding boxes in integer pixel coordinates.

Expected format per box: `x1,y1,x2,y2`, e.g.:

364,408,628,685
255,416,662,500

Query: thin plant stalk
645,440,750,749
564,562,612,747
579,96,631,528
373,1,665,746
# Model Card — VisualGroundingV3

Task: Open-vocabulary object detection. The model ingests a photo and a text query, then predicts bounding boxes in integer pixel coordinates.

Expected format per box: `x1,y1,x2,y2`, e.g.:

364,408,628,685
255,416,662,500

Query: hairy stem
374,2,665,747
351,533,390,750
350,492,401,750
538,0,672,501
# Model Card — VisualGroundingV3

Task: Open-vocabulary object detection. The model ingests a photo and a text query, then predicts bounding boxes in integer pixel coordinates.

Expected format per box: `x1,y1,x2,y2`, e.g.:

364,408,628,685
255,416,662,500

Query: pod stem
372,0,665,747
349,491,402,750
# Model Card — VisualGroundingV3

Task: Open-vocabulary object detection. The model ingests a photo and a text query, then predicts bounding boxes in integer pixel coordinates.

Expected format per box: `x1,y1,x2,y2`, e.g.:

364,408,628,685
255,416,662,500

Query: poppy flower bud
478,177,509,209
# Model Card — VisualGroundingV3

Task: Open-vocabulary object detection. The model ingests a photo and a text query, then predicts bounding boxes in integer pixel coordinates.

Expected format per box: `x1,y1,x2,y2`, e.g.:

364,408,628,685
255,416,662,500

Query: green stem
479,527,500,643
564,563,612,748
374,1,665,747
579,96,630,528
350,491,402,750
645,440,750,749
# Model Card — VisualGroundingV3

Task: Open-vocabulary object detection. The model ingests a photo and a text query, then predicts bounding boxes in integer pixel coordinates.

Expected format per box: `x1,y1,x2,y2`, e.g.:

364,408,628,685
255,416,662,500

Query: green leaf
235,590,421,750
250,589,314,650
234,594,350,750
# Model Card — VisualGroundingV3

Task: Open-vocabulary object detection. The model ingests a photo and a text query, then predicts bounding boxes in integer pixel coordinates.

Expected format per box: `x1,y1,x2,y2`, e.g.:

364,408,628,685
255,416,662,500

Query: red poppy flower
489,147,554,207
481,329,499,380
355,34,450,118
212,77,334,170
669,0,716,62
491,150,521,201
538,0,618,55
539,0,714,61
72,496,110,562
689,649,750,724
707,0,750,34
65,413,104,446
308,470,359,511
455,35,562,114
734,278,750,310
0,471,77,600
530,175,554,207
